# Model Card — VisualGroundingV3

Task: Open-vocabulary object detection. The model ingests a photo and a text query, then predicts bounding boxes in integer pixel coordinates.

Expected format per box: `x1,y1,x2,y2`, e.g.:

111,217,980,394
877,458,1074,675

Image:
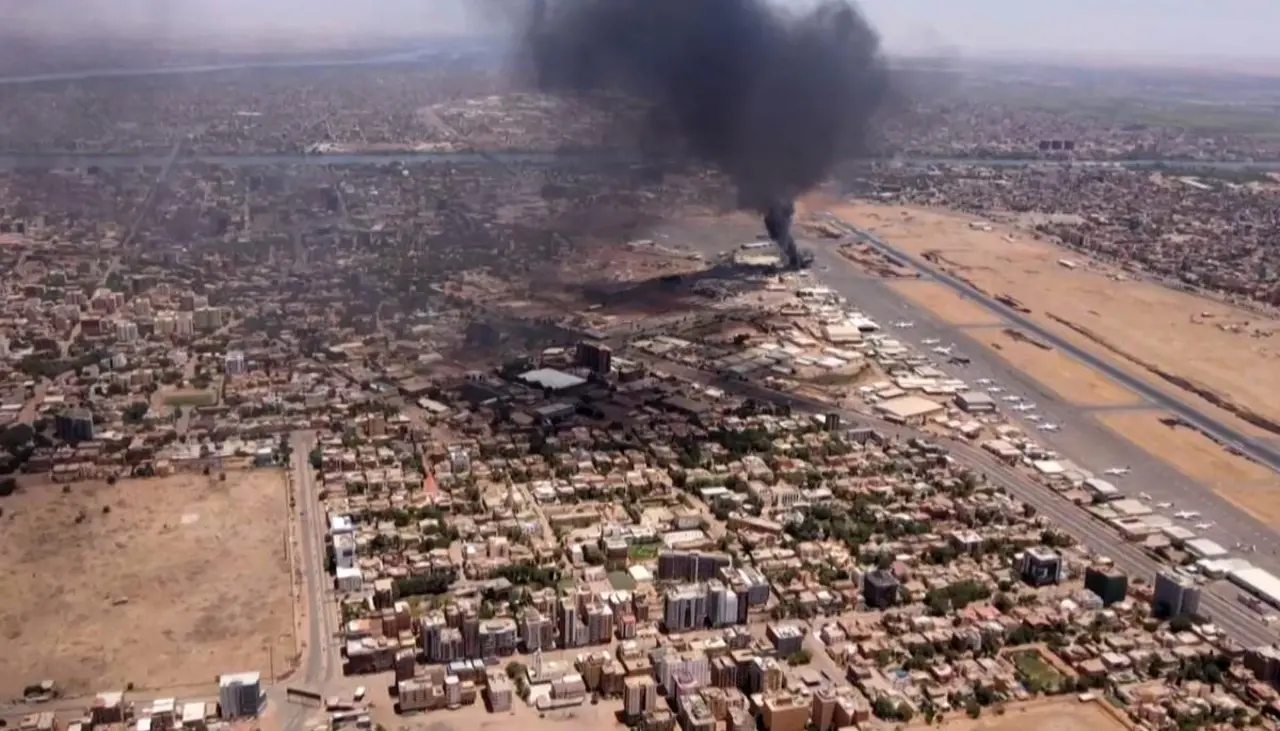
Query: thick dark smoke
521,0,890,269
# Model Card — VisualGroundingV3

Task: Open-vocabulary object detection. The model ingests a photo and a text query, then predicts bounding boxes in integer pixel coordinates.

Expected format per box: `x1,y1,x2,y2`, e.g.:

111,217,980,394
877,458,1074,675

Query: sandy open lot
0,471,294,696
970,328,1143,408
929,699,1132,731
827,201,1280,439
1096,410,1280,527
889,280,1006,326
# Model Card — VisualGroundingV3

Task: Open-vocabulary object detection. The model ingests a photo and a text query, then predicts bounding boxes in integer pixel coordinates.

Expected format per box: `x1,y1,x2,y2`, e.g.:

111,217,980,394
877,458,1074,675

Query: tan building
762,692,810,731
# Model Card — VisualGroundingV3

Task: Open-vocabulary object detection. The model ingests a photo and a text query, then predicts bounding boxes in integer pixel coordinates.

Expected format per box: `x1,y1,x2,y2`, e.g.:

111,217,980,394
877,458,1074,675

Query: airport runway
805,245,1280,553
818,214,1280,476
794,240,1280,637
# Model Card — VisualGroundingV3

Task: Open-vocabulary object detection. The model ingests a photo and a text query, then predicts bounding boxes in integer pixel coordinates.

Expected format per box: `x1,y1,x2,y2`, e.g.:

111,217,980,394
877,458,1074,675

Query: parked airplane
1025,414,1042,422
1175,511,1201,520
1039,423,1061,432
1139,492,1151,501
1002,395,1021,402
975,378,993,385
894,321,914,328
1014,403,1036,412
932,346,954,356
1195,522,1216,530
922,337,940,345
1156,502,1173,509
987,386,1004,393
1102,467,1131,476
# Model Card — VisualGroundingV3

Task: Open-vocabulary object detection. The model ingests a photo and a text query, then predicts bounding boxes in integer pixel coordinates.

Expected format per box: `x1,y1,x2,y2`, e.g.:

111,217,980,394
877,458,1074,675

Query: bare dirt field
927,699,1132,731
889,280,1006,326
825,201,1280,440
0,471,294,697
1096,410,1280,526
968,328,1143,408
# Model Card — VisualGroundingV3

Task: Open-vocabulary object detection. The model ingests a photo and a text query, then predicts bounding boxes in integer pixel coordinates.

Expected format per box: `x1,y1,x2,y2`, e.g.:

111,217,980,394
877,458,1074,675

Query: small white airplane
1102,467,1131,476
1195,522,1215,530
987,386,1004,393
922,337,941,345
1026,414,1042,422
1039,423,1061,432
975,378,993,385
1175,511,1201,520
1002,395,1021,402
894,320,915,328
932,345,954,356
1156,502,1172,509
1139,492,1152,501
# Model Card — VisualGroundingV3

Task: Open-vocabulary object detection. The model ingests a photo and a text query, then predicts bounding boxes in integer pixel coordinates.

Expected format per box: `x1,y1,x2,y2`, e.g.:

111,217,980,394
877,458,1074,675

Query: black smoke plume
520,0,890,269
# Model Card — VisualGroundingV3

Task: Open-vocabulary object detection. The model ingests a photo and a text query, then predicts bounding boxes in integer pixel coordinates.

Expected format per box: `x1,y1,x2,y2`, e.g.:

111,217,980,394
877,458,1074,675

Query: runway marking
1080,404,1158,414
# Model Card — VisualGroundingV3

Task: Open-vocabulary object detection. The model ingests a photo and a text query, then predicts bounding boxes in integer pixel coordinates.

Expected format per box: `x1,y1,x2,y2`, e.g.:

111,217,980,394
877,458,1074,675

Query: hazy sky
4,1,1280,61
859,0,1280,60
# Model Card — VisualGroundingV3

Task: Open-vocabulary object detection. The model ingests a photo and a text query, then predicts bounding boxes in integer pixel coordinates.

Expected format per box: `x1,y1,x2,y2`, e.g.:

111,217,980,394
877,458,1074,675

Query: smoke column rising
521,0,891,268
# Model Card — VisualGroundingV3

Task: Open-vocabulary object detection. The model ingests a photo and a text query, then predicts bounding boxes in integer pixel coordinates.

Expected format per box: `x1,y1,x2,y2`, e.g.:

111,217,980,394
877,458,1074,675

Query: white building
336,566,363,593
217,672,262,719
114,320,139,343
333,533,356,570
224,350,247,376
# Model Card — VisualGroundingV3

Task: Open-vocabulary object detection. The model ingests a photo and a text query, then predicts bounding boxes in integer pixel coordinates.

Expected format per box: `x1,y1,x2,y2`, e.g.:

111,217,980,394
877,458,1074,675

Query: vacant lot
827,201,1280,439
0,471,293,696
1096,410,1280,527
930,699,1132,731
889,280,1005,326
972,328,1142,408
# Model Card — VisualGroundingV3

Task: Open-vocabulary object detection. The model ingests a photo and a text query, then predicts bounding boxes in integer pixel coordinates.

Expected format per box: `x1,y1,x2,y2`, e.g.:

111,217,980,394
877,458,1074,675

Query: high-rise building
624,675,658,719
862,570,900,610
217,672,263,719
55,409,95,443
587,602,615,644
658,551,732,582
1017,547,1064,587
707,580,739,628
576,340,613,375
1153,570,1201,619
663,584,709,633
224,350,247,376
520,610,555,652
1245,645,1280,687
559,597,585,648
114,319,139,343
478,618,517,659
1084,566,1129,607
766,624,804,657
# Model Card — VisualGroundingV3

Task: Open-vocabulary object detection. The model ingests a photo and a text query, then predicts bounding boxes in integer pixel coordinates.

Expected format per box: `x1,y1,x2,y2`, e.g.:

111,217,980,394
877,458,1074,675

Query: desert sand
1096,410,1280,526
890,280,1006,326
827,201,1280,440
971,328,1143,408
0,471,294,696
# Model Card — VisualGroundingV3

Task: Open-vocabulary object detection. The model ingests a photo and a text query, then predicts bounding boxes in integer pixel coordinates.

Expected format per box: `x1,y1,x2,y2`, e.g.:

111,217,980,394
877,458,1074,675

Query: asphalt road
280,431,334,731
